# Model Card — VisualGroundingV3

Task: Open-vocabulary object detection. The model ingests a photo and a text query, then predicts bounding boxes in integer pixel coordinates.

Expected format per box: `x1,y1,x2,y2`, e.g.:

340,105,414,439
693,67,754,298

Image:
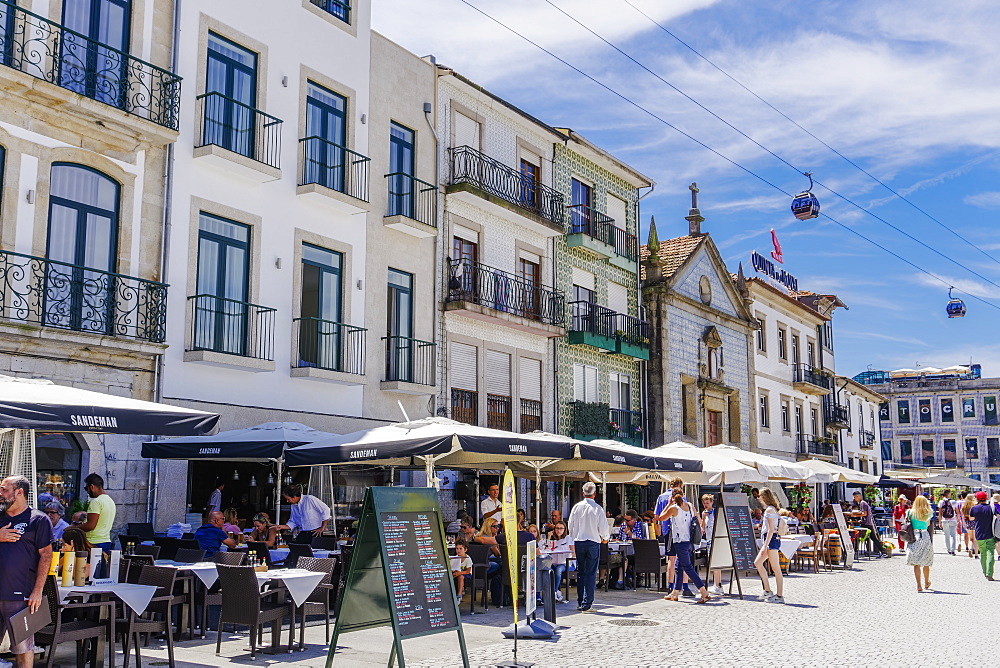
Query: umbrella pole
602,472,607,513
424,456,438,490
561,475,566,517
388,466,395,487
535,465,542,531
275,458,283,526
475,471,481,523
328,465,337,537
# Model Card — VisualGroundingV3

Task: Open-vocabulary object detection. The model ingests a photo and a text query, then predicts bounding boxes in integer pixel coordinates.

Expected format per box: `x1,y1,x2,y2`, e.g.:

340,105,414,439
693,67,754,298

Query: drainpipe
148,0,182,528
423,71,442,419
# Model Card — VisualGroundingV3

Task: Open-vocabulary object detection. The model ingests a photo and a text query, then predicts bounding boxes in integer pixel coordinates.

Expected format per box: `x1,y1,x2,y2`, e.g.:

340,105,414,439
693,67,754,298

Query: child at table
451,540,473,603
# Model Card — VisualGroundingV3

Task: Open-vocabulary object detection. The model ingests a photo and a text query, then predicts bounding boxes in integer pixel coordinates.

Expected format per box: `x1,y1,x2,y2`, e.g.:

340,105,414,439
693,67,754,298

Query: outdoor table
59,582,158,616
755,537,803,560
256,569,325,653
267,548,335,564
155,560,220,587
607,541,666,557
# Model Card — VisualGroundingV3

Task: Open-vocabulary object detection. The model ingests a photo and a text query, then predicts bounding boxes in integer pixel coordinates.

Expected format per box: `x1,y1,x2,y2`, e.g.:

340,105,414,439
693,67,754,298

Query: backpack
941,500,955,519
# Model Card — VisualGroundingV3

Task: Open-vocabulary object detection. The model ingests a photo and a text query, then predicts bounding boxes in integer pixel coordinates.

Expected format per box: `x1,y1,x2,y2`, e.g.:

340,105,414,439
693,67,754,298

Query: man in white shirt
480,484,502,524
568,481,609,612
276,485,332,544
206,478,225,515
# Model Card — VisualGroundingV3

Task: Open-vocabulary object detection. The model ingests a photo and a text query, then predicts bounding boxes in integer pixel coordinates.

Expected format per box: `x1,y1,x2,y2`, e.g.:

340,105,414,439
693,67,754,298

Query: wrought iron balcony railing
610,408,643,443
292,317,365,375
487,394,512,431
0,250,167,342
569,401,642,442
385,172,437,227
793,364,832,390
448,145,564,227
567,205,638,261
860,430,875,449
569,300,616,338
299,137,369,202
520,398,542,434
0,1,181,129
447,258,565,327
383,335,435,385
797,436,835,458
187,294,275,360
824,403,850,428
309,0,350,22
451,388,478,425
196,92,283,168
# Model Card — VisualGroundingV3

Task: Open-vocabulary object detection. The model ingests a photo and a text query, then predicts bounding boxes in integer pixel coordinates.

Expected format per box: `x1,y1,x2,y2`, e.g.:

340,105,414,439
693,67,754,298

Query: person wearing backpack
937,489,958,555
968,491,997,580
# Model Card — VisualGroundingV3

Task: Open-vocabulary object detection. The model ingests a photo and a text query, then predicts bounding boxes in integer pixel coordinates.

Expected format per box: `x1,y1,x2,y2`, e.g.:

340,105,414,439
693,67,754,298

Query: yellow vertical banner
501,469,518,626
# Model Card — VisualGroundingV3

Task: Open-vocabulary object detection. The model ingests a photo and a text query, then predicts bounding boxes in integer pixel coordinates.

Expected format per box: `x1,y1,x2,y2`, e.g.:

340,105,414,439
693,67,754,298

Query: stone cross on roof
690,182,699,210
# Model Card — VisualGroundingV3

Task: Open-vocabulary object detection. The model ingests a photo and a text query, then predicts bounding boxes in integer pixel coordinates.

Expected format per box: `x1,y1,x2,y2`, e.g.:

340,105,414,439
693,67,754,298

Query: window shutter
485,350,511,396
450,343,478,391
607,194,628,230
609,373,620,409
453,112,480,151
585,366,599,403
572,267,594,291
573,363,584,401
519,357,542,401
607,282,629,315
453,224,479,244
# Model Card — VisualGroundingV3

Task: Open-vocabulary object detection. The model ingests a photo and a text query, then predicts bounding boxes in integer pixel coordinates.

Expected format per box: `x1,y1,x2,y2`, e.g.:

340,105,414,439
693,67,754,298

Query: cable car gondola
791,171,820,221
946,287,966,318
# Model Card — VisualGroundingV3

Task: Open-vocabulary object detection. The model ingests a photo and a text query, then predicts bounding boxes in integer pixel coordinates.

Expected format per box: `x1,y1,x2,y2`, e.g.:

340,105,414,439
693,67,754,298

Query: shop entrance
35,432,83,511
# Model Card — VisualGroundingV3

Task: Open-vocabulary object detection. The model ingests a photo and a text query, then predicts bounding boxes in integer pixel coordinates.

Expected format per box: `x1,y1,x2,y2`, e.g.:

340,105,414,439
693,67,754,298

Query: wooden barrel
826,532,842,564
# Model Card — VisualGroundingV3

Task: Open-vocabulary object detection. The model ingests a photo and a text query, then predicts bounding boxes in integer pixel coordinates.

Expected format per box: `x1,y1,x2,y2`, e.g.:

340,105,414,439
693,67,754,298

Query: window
897,400,910,424
486,350,512,430
310,0,350,23
899,439,912,464
707,348,720,380
205,33,258,157
451,235,478,297
810,407,819,435
707,410,720,445
453,112,480,150
569,177,592,233
780,402,790,432
921,439,935,467
794,405,803,435
61,0,131,106
756,318,766,352
962,397,976,418
858,404,864,432
847,457,854,470
573,363,599,403
791,334,800,365
46,164,120,334
386,268,414,381
989,438,1000,467
806,341,815,367
609,373,632,411
607,194,628,231
966,438,979,461
944,439,957,468
519,257,540,319
759,394,770,428
297,244,343,369
518,357,542,433
879,402,889,422
941,397,954,423
821,321,834,349
918,399,931,424
777,328,787,360
303,82,348,191
193,213,250,355
881,440,892,462
986,396,998,425
450,342,478,424
387,122,416,217
519,159,539,208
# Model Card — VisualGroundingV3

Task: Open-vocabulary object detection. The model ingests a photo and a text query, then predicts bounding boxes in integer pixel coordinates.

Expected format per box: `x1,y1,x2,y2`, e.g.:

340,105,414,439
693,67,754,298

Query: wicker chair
213,551,245,566
465,543,492,613
246,541,273,568
296,556,338,644
121,555,154,584
632,539,667,591
199,552,245,636
215,564,293,660
174,548,207,564
285,543,313,569
116,565,180,668
132,545,160,560
118,534,141,553
152,537,179,561
36,575,114,668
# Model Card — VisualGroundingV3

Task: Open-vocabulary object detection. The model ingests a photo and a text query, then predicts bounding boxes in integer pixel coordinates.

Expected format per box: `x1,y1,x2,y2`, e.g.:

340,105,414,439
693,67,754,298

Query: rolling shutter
607,194,628,230
450,342,478,391
572,267,594,291
575,364,598,402
453,112,480,151
585,366,599,402
486,350,511,396
608,282,629,315
518,357,542,401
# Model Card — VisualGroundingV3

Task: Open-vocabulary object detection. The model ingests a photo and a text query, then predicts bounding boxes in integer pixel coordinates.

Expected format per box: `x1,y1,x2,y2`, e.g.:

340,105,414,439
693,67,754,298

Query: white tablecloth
607,541,666,557
268,548,334,563
755,537,805,559
155,560,220,587
60,583,157,615
256,569,325,607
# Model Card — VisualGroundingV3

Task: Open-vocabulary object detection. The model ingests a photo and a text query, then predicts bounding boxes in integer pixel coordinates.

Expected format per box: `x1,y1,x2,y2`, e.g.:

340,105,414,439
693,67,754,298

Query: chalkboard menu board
327,487,468,668
381,511,458,637
831,504,855,569
721,493,757,572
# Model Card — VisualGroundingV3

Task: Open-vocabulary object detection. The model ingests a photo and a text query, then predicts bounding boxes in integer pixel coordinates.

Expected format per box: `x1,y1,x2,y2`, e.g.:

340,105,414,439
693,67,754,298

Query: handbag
689,515,703,544
898,511,916,544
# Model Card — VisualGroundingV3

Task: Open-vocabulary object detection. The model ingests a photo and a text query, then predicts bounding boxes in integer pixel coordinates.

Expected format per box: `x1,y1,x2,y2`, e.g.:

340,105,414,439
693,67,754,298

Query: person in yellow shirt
76,473,116,555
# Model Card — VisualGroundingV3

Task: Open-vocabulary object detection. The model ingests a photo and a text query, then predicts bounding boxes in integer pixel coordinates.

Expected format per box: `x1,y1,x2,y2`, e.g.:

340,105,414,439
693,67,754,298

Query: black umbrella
876,475,917,488
142,422,335,461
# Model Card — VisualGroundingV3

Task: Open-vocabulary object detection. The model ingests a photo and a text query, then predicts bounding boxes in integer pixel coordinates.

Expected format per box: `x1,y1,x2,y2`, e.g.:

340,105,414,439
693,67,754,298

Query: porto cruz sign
751,251,798,292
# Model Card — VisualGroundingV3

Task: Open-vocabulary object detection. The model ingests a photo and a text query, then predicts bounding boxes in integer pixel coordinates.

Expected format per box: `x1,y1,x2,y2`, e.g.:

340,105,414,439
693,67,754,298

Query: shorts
767,536,781,551
0,599,34,655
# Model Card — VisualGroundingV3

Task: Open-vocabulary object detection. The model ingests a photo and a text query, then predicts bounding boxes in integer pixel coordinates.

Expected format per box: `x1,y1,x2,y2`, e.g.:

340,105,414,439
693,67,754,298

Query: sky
373,0,1000,379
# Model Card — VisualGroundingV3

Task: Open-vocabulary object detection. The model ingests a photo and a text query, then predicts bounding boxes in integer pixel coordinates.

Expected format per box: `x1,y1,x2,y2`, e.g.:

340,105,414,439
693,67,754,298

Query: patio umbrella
918,474,993,488
0,375,219,436
798,459,877,484
703,444,811,481
650,442,766,485
876,475,917,489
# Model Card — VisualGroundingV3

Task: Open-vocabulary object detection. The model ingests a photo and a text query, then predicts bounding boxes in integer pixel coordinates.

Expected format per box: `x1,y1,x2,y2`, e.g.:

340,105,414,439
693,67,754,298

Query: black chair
247,541,273,568
215,564,293,660
285,543,313,569
118,534,141,553
127,523,155,539
174,548,207,564
133,545,160,560
116,565,180,668
296,556,338,645
598,542,611,592
121,555,154,584
198,552,245,637
181,533,195,540
498,543,528,607
36,575,114,668
465,543,492,613
632,539,667,591
153,537,180,562
177,539,201,550
310,535,340,551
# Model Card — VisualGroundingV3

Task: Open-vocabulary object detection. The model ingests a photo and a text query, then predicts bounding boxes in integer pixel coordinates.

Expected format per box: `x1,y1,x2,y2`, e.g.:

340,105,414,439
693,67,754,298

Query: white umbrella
703,444,811,481
798,459,877,484
649,442,767,485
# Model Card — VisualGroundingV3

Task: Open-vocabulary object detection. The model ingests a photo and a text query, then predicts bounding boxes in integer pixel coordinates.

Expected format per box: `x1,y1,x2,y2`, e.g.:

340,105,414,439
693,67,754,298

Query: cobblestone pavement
49,543,997,667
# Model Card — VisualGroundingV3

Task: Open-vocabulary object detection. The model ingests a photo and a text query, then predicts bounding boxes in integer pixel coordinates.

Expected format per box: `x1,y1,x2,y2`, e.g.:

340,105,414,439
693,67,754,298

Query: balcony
381,335,435,394
194,92,282,180
310,0,350,23
566,205,638,269
860,430,875,449
796,435,835,459
446,145,565,235
824,403,850,430
290,317,366,385
569,401,643,448
384,172,438,237
0,1,181,136
451,389,478,425
0,250,167,344
185,295,276,371
520,398,542,433
567,301,649,359
487,394,512,431
792,364,832,395
297,137,369,213
446,258,566,336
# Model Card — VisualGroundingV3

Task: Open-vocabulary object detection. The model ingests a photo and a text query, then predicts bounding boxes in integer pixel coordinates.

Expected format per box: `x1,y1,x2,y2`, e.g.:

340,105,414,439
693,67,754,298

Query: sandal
695,595,713,604
663,593,679,601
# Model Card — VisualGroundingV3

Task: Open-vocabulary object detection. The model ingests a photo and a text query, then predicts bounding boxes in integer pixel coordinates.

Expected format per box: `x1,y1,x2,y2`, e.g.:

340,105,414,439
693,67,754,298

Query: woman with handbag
892,495,910,553
657,490,712,604
753,487,785,604
905,495,934,591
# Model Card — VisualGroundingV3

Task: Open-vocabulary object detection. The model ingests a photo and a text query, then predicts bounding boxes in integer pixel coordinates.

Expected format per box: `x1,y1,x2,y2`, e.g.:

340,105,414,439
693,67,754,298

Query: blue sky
374,0,1000,378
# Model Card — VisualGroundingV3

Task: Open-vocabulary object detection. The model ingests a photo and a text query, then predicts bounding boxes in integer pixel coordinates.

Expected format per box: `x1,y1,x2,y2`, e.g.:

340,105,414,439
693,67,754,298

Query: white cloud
913,273,997,300
964,192,1000,209
838,331,927,347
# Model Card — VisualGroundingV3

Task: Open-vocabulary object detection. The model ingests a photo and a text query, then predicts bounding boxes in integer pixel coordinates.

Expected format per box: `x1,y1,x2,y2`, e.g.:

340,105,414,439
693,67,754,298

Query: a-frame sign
706,492,759,600
326,486,469,668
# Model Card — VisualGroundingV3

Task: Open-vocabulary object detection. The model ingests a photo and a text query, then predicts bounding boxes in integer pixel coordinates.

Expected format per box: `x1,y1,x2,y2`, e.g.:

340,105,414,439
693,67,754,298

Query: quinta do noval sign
750,251,798,292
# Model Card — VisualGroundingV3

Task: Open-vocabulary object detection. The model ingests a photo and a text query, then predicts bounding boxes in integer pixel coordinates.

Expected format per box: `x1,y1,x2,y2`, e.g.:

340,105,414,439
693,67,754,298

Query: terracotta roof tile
640,234,704,281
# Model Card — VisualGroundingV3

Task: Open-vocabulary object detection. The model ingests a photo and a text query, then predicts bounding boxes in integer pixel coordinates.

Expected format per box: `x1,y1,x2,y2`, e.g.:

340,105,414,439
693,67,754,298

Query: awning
513,437,702,475
141,422,335,461
876,475,917,489
703,444,810,480
918,474,995,488
797,459,877,484
0,375,219,436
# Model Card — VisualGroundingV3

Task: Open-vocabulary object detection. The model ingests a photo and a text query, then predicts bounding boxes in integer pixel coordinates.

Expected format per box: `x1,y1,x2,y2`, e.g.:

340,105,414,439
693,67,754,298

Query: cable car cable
618,0,1000,269
453,0,1000,313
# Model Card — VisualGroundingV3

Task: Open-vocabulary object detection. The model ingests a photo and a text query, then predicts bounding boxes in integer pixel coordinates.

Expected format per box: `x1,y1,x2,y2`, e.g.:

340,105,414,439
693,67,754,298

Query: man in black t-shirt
0,475,53,667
